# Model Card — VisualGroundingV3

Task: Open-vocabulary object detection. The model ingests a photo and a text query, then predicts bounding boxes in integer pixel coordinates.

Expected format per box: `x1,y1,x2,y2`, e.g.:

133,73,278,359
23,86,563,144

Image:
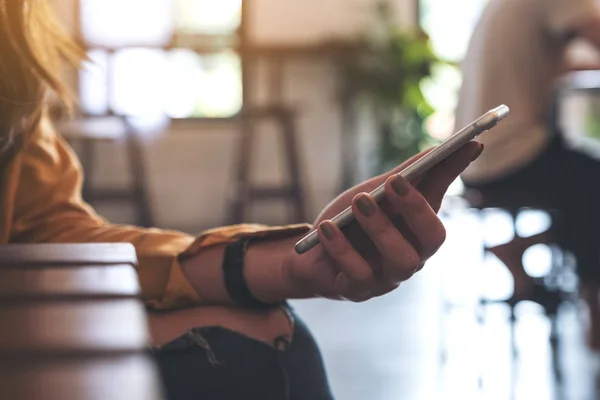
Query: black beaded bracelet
222,239,278,309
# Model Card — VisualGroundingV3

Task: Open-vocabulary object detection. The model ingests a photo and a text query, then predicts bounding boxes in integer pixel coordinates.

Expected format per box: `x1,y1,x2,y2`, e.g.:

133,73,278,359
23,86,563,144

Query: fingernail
320,222,336,240
391,175,410,197
335,274,348,291
471,144,484,162
356,195,376,217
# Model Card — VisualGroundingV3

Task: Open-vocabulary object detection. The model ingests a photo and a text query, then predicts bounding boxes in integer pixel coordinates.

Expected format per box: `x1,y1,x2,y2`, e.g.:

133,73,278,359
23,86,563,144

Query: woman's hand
278,142,483,302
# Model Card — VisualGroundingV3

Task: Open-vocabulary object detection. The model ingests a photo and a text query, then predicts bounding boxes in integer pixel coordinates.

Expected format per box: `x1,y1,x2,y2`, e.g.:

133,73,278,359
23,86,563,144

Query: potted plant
343,1,439,173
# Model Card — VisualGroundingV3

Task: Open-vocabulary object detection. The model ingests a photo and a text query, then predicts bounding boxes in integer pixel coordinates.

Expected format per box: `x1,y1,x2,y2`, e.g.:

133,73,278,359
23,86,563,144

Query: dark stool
228,106,307,224
58,117,154,228
462,188,577,381
463,188,575,308
0,243,163,400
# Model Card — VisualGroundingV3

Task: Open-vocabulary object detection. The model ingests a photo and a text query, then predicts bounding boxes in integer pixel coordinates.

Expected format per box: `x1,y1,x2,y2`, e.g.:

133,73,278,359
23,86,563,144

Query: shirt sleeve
544,0,600,34
9,118,311,310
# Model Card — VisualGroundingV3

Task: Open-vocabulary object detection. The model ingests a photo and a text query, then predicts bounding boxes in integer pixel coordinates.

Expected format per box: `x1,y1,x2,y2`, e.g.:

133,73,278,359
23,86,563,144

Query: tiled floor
291,199,600,400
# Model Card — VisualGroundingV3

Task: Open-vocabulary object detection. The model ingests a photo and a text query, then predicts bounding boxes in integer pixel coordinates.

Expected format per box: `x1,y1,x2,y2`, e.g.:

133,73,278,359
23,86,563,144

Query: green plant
343,1,439,173
586,98,600,141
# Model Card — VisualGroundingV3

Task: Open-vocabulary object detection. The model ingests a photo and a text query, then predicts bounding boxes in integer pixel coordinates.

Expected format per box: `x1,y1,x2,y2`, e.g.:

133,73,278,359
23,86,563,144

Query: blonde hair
0,0,82,156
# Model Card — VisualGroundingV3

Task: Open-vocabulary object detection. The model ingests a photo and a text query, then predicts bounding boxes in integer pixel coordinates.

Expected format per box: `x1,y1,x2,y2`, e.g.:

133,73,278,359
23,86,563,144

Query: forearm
564,60,600,71
180,235,309,306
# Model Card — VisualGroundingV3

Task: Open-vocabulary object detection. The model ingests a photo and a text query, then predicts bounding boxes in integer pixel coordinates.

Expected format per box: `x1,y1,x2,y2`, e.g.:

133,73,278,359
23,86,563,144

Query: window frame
74,0,247,121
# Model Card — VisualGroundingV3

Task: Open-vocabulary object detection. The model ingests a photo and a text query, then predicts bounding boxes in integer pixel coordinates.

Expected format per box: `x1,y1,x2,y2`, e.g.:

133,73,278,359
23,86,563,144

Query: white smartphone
294,104,510,255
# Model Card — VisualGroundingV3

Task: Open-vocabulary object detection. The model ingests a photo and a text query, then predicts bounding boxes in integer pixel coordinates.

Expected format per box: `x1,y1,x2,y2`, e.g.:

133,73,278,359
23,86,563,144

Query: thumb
357,148,435,194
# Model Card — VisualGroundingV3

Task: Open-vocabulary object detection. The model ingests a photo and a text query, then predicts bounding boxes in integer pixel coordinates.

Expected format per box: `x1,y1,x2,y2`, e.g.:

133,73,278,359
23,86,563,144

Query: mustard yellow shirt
0,119,310,310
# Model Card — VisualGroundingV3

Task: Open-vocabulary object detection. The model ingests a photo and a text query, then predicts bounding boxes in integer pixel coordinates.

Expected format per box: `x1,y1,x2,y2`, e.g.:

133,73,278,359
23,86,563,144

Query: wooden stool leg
81,139,95,205
124,127,153,228
280,112,306,223
509,305,518,359
227,109,308,225
511,209,519,239
229,119,254,225
549,314,562,383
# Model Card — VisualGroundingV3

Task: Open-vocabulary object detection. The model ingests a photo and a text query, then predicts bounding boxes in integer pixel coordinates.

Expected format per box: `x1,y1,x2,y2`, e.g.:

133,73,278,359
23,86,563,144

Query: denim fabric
150,311,333,400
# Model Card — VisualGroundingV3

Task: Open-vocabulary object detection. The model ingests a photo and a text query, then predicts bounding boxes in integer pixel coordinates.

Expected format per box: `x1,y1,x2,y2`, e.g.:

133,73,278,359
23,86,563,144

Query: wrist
244,235,308,304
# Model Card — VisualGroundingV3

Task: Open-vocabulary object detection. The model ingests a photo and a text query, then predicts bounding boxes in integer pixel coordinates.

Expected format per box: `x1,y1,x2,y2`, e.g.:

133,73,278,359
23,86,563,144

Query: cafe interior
4,0,600,399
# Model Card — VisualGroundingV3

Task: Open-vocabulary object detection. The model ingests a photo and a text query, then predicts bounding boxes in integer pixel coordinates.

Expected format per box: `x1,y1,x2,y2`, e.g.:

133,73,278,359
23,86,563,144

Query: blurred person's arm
544,0,600,71
576,15,600,50
8,117,310,310
564,60,600,71
567,18,600,70
546,0,600,58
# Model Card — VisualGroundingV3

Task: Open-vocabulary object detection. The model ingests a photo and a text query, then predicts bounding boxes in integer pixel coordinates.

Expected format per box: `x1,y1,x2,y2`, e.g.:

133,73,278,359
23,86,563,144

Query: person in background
456,0,600,350
0,1,483,399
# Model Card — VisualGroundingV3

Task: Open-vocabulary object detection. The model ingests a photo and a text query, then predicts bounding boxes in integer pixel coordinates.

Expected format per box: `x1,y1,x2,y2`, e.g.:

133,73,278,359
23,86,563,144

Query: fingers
316,185,447,301
313,143,482,302
384,174,446,260
351,193,423,282
317,221,377,298
418,142,483,211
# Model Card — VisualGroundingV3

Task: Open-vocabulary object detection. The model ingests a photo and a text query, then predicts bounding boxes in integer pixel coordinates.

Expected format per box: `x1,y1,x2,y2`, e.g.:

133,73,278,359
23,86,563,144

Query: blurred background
49,0,600,398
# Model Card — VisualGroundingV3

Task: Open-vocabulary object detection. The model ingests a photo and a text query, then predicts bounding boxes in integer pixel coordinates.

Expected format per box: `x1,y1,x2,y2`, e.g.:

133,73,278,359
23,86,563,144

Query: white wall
55,0,416,232
250,0,416,45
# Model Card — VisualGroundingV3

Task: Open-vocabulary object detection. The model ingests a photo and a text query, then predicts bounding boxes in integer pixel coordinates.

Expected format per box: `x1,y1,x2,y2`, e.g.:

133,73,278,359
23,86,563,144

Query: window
175,0,241,35
418,0,488,138
79,0,243,118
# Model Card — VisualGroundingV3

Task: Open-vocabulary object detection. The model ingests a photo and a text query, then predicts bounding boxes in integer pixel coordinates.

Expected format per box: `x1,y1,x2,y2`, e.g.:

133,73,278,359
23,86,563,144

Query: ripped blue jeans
150,308,333,400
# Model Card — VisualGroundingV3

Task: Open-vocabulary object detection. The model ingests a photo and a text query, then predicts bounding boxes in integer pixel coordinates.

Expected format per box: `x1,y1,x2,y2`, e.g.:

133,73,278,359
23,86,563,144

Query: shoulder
19,115,82,175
